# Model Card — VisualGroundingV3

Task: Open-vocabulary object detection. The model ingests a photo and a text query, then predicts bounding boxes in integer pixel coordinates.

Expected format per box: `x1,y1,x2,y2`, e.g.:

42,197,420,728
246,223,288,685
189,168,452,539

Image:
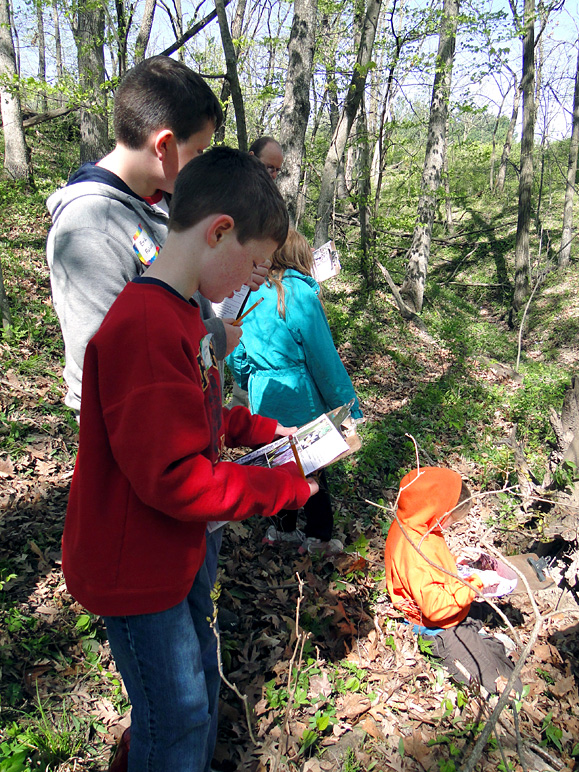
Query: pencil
288,435,305,478
232,297,264,326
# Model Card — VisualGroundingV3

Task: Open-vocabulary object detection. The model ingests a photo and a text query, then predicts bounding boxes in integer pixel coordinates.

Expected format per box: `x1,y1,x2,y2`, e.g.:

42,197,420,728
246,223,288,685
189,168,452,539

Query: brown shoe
109,727,130,772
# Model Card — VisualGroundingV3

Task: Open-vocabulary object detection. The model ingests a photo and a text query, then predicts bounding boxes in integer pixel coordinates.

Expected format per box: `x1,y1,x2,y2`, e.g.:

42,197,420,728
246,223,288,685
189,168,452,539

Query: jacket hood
283,269,320,295
47,179,159,226
397,467,462,534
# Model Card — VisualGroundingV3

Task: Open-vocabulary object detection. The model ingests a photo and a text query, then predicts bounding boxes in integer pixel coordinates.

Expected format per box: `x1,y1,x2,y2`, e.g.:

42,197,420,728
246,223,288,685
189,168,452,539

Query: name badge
133,224,159,265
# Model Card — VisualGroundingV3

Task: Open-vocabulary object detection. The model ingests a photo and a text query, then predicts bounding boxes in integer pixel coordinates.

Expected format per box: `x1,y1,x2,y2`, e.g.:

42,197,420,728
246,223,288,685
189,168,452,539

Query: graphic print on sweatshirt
198,334,223,461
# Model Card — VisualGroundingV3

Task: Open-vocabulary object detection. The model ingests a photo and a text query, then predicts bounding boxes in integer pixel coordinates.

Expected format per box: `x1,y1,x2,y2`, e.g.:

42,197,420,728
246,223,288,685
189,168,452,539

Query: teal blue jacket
227,269,362,427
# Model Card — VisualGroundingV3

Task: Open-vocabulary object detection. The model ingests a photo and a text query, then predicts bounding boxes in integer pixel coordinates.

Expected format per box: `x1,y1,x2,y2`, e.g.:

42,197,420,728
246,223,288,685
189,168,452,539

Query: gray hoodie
46,169,226,414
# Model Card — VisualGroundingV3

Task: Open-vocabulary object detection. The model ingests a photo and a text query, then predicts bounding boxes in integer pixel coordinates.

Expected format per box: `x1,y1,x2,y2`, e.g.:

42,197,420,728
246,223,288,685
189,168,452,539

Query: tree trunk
0,0,30,180
489,86,509,190
36,0,47,112
8,0,18,74
512,0,535,313
74,0,109,164
443,114,453,232
357,97,373,282
314,0,382,248
496,74,520,193
559,43,579,269
215,0,247,145
115,0,129,77
215,0,247,151
134,0,156,62
399,0,459,313
0,254,12,330
173,0,184,61
53,0,63,79
277,0,317,226
372,0,405,215
296,89,329,229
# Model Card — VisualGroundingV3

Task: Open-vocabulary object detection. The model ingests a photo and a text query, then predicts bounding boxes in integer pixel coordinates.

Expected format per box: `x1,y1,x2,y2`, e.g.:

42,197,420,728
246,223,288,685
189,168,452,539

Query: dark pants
274,469,333,541
431,615,522,695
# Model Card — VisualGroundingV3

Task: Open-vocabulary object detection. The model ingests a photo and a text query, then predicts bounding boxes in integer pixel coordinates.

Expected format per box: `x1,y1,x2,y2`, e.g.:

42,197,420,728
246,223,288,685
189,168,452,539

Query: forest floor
1,183,579,772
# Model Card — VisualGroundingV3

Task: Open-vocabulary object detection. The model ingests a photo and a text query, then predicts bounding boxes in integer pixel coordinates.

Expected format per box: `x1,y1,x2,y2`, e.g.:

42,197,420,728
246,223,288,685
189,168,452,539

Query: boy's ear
153,129,176,161
206,215,235,246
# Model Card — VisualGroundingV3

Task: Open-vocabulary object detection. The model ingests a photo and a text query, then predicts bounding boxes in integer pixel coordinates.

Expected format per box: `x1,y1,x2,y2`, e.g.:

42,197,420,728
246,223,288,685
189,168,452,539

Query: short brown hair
114,56,223,149
169,147,289,246
248,136,282,158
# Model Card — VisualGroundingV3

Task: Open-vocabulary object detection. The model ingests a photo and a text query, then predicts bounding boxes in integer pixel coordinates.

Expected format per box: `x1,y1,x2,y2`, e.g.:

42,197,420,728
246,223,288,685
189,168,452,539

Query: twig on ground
526,741,565,770
512,701,529,772
493,726,510,771
211,613,259,747
459,614,542,772
272,573,308,772
406,432,438,467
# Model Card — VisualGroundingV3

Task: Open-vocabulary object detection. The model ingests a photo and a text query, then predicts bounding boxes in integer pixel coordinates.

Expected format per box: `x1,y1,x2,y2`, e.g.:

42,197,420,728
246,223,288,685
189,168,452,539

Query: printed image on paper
236,413,348,476
312,241,341,283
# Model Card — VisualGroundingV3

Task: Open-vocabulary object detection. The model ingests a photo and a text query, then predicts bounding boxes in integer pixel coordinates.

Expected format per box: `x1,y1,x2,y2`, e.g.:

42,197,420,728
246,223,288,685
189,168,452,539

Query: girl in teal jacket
227,229,362,553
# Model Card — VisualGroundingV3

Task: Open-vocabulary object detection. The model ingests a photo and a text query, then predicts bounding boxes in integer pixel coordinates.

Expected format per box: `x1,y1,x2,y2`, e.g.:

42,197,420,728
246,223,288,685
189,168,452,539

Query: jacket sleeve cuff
275,461,311,509
223,406,278,448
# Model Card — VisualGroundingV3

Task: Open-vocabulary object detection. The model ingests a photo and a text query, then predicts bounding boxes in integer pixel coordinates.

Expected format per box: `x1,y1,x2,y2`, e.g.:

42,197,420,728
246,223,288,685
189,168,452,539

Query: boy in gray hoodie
46,55,268,417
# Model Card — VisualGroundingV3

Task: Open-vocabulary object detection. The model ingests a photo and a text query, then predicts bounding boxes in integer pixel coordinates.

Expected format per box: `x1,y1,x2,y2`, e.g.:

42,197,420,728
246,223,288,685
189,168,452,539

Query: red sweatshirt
62,278,310,616
384,467,484,629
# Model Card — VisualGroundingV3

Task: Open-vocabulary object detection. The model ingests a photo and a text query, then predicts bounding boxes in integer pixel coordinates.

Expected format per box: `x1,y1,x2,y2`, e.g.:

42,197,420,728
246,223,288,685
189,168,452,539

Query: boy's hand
306,476,319,497
222,318,243,356
274,423,298,438
246,259,271,291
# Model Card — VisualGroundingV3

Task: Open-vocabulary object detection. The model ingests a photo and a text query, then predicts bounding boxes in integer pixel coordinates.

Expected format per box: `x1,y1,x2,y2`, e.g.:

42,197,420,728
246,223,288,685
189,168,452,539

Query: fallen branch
211,612,259,747
459,613,542,772
272,573,308,772
375,260,428,332
23,105,78,128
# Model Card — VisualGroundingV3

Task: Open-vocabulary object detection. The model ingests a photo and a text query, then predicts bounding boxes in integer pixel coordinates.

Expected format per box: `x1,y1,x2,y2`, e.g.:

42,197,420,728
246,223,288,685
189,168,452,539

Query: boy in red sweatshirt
62,147,318,772
384,467,520,694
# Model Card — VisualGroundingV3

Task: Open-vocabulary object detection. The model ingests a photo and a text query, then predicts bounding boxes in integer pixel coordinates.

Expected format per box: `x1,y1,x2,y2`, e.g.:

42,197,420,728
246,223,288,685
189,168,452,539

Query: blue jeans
204,526,223,589
104,560,219,772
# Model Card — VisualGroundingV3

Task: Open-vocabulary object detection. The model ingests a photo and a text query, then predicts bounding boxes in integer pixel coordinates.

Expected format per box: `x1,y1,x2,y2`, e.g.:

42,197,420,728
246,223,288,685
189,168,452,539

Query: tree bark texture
36,0,47,112
215,0,247,145
512,0,535,312
314,0,382,248
134,0,156,62
174,0,184,61
53,0,63,79
215,0,247,151
496,74,520,193
0,253,12,329
114,0,131,76
559,43,579,269
74,0,109,164
357,97,374,281
8,0,19,74
277,0,317,226
371,0,405,215
399,0,459,313
0,0,30,180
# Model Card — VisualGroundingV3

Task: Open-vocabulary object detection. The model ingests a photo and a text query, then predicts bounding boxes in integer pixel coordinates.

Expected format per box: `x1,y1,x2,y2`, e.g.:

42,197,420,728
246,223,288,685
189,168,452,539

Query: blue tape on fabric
399,619,445,636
